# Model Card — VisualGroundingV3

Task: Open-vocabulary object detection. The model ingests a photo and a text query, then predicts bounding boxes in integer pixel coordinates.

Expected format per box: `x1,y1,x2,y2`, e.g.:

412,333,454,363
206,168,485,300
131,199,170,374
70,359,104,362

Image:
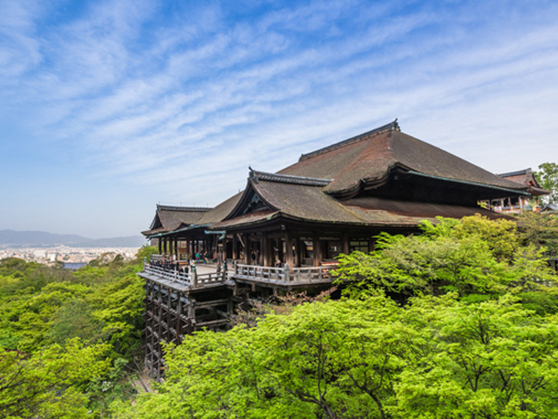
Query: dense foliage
113,215,558,419
0,246,154,418
534,162,558,205
2,215,557,418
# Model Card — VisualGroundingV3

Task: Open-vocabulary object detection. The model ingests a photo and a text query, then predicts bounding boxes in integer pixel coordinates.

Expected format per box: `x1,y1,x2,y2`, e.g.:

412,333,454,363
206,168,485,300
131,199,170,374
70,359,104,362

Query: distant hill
69,236,147,248
0,229,146,248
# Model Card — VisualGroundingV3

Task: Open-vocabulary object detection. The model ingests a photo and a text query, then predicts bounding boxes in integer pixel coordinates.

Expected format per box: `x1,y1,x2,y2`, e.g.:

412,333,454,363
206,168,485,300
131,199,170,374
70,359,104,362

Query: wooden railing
144,264,191,284
142,263,228,289
192,271,228,288
233,263,337,285
143,262,338,288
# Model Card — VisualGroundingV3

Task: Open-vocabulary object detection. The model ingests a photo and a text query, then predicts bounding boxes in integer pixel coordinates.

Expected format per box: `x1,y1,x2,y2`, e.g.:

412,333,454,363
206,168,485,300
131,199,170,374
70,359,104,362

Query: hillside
0,229,146,248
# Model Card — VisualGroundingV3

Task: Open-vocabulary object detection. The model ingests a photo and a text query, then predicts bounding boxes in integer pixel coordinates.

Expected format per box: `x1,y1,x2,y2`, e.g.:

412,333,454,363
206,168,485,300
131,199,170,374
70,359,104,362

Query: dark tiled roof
254,177,359,223
212,176,512,229
197,192,244,225
143,205,213,236
213,209,279,229
279,123,526,196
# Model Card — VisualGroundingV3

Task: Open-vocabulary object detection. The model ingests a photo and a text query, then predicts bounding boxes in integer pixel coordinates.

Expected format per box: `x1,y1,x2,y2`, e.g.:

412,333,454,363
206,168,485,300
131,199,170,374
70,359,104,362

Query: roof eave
406,170,531,196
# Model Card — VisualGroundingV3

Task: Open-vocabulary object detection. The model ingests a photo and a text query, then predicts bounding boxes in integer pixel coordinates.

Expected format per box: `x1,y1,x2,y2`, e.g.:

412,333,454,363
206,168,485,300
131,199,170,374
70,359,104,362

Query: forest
1,213,558,418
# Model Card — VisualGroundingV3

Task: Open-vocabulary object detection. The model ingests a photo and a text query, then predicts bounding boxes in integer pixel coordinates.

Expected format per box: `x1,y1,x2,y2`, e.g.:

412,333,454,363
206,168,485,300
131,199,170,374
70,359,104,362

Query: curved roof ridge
156,204,212,212
250,168,332,187
299,119,399,161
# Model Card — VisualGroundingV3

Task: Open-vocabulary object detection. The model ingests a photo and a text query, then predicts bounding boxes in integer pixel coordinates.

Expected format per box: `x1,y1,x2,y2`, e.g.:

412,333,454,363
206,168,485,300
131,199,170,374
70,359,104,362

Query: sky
0,0,557,239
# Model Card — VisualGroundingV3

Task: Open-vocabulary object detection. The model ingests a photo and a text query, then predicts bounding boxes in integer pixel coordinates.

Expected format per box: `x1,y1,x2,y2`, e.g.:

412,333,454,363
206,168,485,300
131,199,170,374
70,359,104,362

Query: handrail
143,262,338,287
143,263,228,289
143,264,191,285
233,263,337,285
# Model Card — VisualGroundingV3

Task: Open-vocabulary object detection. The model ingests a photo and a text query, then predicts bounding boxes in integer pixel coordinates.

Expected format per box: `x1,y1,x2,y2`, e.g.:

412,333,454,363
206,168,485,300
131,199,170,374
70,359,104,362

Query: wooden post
214,236,219,262
176,296,182,344
263,236,271,267
285,233,294,268
295,237,302,267
192,265,198,288
243,234,249,265
313,236,323,267
188,299,196,330
342,234,350,255
166,289,172,341
232,235,238,260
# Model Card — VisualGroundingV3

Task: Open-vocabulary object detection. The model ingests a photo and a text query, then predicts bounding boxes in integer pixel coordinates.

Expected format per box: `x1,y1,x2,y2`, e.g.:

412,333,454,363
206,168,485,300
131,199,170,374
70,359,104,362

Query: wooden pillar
214,236,219,262
342,234,350,256
263,236,272,267
295,237,302,267
158,238,162,254
285,233,294,268
232,235,238,260
166,290,172,341
313,236,323,267
176,297,182,344
243,234,249,264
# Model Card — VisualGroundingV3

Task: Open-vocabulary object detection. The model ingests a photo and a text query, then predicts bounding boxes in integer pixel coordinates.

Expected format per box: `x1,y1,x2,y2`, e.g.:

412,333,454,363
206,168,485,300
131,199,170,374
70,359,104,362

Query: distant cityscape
0,246,141,265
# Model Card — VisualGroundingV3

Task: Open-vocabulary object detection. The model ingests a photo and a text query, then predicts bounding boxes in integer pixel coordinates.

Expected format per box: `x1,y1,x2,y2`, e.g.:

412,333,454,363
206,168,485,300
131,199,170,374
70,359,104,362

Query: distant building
482,168,551,213
141,204,212,249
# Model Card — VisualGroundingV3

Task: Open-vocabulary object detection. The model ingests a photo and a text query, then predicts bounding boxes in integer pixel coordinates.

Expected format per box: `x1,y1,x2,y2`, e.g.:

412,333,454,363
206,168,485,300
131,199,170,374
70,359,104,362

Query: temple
481,169,549,213
139,120,543,377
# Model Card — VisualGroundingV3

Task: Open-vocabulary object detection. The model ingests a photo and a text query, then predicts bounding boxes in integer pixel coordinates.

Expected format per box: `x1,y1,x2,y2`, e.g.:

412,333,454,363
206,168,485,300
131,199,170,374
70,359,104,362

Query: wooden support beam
194,299,230,308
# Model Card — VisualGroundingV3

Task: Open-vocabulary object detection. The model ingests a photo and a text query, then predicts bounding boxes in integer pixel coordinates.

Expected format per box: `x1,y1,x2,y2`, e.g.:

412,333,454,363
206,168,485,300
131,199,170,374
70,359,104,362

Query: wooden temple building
479,169,549,213
139,120,540,377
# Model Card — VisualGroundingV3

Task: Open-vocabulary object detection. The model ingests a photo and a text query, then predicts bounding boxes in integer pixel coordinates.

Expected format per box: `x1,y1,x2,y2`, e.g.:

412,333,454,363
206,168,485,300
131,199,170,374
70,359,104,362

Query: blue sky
1,0,557,239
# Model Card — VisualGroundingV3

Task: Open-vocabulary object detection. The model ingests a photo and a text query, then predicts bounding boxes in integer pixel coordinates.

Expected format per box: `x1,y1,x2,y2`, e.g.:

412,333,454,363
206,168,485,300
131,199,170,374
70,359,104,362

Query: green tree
515,211,558,255
0,338,110,419
113,293,558,419
335,215,557,307
395,295,558,418
535,162,558,205
0,252,148,416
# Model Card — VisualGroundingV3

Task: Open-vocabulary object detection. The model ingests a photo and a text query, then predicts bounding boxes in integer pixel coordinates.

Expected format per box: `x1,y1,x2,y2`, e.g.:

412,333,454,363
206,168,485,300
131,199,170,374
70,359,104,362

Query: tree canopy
113,215,558,419
535,162,558,205
0,246,155,418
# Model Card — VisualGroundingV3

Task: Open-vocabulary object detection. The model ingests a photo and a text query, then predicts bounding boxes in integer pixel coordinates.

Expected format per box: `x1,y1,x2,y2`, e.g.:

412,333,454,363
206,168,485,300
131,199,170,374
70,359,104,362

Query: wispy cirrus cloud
1,0,557,237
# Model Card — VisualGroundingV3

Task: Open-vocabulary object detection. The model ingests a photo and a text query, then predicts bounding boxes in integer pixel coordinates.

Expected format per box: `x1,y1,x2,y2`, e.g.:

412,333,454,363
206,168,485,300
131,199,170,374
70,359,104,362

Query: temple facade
139,120,540,377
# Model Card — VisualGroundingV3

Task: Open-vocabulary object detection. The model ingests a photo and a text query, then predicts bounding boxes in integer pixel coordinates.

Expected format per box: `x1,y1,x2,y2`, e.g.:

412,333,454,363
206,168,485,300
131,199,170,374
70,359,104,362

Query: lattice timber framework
140,260,341,378
143,278,233,379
